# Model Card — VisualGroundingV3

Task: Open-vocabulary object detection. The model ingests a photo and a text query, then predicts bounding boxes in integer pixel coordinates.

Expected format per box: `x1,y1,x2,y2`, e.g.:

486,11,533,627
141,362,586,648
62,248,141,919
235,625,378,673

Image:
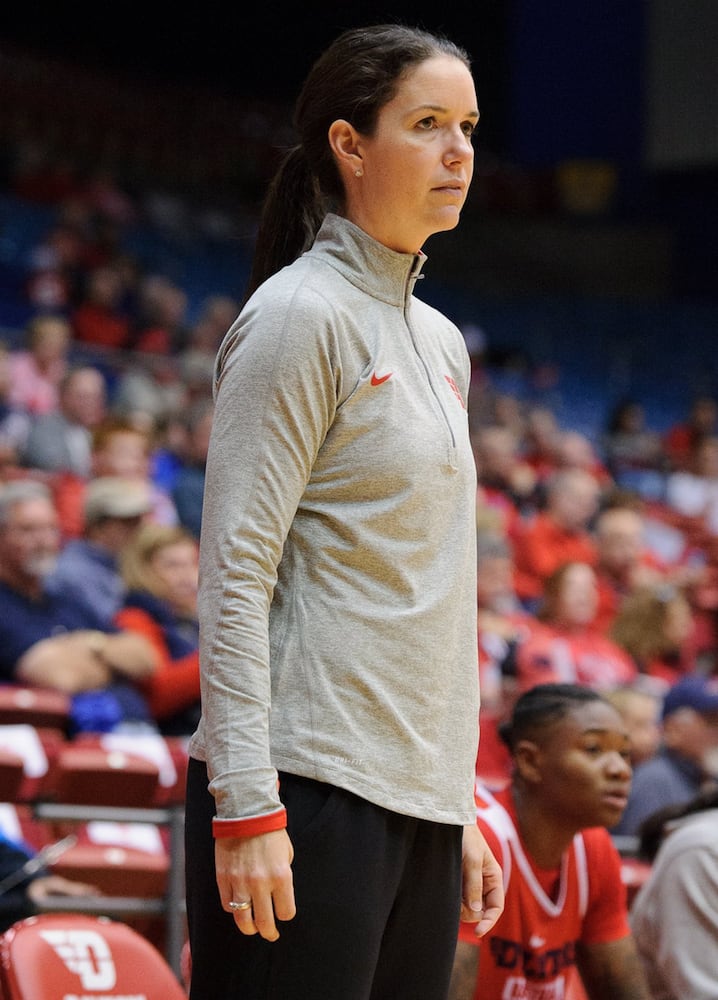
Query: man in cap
612,673,718,836
48,476,152,625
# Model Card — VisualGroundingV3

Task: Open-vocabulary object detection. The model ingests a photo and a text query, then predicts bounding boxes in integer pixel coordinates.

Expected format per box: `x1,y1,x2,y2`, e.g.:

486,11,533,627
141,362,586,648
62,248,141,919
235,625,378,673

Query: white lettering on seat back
38,929,116,990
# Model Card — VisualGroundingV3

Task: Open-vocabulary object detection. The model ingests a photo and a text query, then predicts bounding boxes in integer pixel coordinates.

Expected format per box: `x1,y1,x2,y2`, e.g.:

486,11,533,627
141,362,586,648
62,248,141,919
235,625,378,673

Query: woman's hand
460,823,504,936
215,829,296,942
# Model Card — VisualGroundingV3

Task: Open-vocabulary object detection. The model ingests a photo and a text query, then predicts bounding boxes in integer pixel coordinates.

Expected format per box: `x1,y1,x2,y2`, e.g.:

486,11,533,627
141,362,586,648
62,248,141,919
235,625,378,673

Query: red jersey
512,513,598,602
459,784,630,1000
515,623,637,693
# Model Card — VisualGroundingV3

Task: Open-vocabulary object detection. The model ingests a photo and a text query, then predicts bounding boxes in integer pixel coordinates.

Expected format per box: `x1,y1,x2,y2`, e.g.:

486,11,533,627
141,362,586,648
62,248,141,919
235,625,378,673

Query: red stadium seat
41,743,160,807
0,804,55,854
0,751,24,802
48,841,168,897
0,913,186,999
0,686,70,733
153,736,189,807
46,820,169,898
0,724,65,803
73,732,188,806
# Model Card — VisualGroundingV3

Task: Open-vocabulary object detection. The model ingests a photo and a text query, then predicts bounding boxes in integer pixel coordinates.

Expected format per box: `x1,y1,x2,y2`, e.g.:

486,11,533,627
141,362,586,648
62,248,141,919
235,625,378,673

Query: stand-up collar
306,213,427,308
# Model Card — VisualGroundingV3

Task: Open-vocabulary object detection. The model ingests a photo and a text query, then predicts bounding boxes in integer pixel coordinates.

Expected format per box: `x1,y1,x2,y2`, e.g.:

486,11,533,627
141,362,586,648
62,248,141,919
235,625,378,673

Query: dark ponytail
244,146,326,303
243,23,471,301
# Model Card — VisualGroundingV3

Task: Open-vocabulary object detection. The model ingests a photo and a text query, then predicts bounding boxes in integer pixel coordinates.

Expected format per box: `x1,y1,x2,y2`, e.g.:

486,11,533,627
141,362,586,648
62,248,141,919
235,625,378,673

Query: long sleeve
194,283,339,822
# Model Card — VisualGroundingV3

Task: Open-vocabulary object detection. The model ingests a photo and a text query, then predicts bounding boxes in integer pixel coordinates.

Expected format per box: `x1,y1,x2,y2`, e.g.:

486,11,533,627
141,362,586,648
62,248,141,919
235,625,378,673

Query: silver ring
228,899,252,911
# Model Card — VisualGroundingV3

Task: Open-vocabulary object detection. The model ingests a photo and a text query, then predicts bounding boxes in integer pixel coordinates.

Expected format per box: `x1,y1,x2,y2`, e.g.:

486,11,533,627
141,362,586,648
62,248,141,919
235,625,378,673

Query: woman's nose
443,129,473,165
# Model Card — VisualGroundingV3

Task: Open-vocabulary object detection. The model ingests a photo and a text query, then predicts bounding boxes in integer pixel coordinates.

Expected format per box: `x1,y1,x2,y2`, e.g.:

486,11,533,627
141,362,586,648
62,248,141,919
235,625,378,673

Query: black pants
185,758,463,1000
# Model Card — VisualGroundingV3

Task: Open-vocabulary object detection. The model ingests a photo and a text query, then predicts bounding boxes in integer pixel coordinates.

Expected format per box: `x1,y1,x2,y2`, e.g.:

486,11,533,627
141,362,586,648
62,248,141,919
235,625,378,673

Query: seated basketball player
449,683,650,1000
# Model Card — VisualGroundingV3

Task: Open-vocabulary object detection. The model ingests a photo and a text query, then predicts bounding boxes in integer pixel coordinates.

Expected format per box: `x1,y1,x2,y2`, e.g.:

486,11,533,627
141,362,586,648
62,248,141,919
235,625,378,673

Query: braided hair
499,683,608,754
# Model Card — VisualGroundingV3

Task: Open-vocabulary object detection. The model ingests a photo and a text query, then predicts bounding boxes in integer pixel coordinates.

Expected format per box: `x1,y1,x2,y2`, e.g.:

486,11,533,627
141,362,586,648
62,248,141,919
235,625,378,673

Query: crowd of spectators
465,328,718,994
0,54,717,999
467,380,718,996
0,159,216,744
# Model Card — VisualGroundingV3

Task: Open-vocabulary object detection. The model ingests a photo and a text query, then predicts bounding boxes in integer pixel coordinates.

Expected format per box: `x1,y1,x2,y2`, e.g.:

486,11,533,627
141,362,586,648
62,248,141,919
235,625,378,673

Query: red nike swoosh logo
371,371,393,386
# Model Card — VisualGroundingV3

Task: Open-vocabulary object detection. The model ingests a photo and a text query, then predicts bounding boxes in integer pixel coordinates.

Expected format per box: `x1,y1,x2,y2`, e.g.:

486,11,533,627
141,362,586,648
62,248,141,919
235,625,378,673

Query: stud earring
355,168,363,177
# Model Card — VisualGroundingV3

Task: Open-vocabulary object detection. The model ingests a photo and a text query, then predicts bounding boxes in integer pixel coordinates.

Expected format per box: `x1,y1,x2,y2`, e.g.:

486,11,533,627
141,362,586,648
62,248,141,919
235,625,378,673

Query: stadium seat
41,743,160,807
153,736,189,807
73,731,188,806
48,841,168,897
0,804,55,854
0,686,70,733
46,819,169,898
0,724,65,803
0,751,24,803
0,913,186,999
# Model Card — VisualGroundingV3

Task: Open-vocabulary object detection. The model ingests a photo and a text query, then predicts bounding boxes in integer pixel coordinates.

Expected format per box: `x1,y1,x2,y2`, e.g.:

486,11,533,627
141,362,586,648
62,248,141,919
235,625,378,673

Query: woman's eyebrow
408,103,480,119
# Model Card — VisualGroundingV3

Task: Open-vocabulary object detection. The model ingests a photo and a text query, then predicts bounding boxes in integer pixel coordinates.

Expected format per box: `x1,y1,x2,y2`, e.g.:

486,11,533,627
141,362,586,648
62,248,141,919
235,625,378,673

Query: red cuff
212,807,287,839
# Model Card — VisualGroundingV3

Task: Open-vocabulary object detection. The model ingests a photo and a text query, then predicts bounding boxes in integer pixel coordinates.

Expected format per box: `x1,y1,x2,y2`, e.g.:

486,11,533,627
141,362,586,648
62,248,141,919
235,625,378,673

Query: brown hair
91,416,151,454
536,561,591,623
610,585,690,663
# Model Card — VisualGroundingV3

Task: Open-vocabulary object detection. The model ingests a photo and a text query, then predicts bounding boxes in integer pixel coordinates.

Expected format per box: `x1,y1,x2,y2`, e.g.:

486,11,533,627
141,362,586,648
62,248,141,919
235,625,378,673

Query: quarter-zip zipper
403,258,459,470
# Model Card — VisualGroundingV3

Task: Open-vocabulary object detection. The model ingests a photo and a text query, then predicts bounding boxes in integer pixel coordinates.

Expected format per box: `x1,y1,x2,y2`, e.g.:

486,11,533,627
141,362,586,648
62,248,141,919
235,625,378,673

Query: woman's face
554,563,598,628
94,432,149,479
530,701,633,830
348,54,478,253
151,540,198,614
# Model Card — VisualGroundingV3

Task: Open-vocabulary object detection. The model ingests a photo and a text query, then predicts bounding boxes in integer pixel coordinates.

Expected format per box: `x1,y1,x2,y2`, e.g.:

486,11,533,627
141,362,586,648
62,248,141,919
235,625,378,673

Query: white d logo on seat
39,929,116,990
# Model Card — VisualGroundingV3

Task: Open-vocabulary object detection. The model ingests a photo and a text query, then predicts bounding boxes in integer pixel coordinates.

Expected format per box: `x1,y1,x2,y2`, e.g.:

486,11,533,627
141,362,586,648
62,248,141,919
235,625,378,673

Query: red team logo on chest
444,374,466,409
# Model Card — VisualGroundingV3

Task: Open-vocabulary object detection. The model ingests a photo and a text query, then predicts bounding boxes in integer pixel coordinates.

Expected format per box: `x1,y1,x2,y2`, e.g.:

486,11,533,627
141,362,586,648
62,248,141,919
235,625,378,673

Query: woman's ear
328,119,363,178
513,739,543,784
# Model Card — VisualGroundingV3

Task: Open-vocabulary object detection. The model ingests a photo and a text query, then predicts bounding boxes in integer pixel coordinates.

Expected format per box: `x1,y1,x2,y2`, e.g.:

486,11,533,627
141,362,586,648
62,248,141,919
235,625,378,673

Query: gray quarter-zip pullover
189,214,479,826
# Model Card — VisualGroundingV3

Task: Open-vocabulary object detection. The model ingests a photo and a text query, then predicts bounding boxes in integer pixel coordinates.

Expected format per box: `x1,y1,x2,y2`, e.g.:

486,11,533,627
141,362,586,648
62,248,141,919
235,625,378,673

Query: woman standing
184,23,503,999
